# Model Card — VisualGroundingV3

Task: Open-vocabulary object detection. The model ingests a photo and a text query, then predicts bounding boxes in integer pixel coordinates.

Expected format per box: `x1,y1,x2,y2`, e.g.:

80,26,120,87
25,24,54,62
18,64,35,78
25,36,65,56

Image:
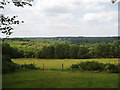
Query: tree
46,45,54,59
24,50,35,58
2,42,15,57
41,45,54,59
69,44,79,59
63,43,70,58
0,0,34,37
2,42,24,58
54,43,69,59
35,49,45,58
88,46,95,58
101,42,110,58
93,42,111,58
110,41,120,57
77,46,89,59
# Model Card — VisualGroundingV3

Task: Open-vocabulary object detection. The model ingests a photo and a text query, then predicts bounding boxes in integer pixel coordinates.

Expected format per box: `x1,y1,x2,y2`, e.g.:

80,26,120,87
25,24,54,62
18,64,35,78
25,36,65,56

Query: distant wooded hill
45,36,119,44
5,36,119,44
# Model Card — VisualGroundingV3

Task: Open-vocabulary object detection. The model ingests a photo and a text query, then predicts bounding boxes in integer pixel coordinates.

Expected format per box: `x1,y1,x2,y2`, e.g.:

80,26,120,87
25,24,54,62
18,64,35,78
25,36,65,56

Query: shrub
105,63,119,73
2,55,20,74
20,64,39,70
70,64,79,69
70,61,105,72
2,62,20,74
2,55,39,73
70,61,119,73
3,63,39,74
79,61,105,71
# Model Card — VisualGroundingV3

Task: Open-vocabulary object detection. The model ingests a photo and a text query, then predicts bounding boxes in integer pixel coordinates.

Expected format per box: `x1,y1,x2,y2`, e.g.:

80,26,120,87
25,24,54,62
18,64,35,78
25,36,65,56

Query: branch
0,0,34,37
111,0,117,3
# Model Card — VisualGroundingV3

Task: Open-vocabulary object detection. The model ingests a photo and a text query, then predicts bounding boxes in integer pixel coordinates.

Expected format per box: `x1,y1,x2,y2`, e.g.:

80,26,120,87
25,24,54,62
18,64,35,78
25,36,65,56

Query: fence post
43,64,44,70
62,64,63,69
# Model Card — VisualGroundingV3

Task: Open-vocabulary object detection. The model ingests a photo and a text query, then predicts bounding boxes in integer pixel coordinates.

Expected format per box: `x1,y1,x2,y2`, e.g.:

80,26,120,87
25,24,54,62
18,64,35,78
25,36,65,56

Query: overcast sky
1,0,118,37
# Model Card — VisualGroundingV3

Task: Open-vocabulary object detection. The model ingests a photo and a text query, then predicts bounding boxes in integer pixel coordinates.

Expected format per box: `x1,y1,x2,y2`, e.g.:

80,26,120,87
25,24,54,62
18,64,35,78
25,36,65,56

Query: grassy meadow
3,70,118,88
12,58,119,69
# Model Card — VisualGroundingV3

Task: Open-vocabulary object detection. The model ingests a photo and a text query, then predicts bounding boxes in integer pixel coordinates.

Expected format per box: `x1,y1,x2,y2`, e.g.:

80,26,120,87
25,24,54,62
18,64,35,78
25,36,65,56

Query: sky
0,0,119,37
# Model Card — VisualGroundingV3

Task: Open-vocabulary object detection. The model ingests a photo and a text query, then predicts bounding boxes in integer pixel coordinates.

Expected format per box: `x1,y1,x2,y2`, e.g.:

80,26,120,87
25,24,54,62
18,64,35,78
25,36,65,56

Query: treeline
2,43,39,74
2,43,24,58
2,40,120,59
35,41,120,59
50,37,118,44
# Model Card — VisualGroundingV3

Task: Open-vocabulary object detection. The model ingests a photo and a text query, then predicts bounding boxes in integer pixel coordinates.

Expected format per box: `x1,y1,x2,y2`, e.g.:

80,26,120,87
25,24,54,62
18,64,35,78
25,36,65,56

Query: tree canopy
111,0,117,3
0,0,34,37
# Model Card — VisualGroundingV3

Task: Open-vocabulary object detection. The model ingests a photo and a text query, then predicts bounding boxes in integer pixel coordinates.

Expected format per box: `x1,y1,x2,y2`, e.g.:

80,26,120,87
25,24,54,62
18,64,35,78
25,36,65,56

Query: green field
12,58,119,69
3,70,118,88
3,58,118,88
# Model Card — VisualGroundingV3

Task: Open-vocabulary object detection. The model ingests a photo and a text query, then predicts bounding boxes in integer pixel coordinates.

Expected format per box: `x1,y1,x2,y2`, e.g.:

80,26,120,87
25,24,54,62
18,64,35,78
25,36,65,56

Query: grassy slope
12,58,119,69
3,70,118,88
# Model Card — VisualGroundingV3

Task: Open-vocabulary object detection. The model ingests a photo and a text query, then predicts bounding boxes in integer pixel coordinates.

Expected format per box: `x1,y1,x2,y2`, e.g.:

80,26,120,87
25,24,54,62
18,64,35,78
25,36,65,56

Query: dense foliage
2,42,38,74
2,55,39,74
2,42,24,58
2,39,120,59
0,0,33,36
2,55,19,73
35,40,120,59
49,37,118,44
2,38,119,73
70,61,119,73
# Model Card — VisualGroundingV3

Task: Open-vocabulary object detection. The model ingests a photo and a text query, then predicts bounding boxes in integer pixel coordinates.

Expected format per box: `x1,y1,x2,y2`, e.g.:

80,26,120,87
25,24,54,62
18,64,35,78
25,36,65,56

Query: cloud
2,0,106,24
79,11,117,24
0,0,118,37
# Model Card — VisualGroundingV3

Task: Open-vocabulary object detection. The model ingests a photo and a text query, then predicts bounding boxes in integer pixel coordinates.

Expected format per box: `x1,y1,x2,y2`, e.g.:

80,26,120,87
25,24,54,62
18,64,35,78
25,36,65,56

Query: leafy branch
0,0,33,37
111,0,117,3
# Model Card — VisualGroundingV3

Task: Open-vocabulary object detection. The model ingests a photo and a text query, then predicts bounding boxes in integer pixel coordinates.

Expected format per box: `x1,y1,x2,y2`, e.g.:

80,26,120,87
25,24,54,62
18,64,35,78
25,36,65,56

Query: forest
2,37,120,59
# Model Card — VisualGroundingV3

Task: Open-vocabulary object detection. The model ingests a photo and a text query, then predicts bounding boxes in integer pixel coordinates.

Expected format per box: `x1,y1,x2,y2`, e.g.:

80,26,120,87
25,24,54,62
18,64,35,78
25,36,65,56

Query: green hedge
70,61,119,73
2,55,39,74
105,63,119,73
20,64,39,70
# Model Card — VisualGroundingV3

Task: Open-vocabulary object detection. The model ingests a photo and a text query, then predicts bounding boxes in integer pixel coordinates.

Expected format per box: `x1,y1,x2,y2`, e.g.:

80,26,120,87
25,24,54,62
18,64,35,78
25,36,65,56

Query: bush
70,64,79,69
105,63,119,73
70,61,119,73
70,61,105,72
79,61,105,71
2,54,20,74
2,62,20,74
20,64,39,70
3,63,39,74
2,55,39,73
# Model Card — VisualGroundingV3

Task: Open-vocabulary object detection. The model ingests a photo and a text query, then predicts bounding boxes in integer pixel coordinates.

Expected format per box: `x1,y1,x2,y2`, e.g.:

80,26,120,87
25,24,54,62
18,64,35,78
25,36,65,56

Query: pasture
12,58,119,69
3,70,118,88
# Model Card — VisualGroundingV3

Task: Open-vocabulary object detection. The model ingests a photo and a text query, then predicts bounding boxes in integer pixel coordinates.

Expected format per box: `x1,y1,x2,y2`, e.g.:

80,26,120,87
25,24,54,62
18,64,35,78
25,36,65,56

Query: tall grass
12,58,119,69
